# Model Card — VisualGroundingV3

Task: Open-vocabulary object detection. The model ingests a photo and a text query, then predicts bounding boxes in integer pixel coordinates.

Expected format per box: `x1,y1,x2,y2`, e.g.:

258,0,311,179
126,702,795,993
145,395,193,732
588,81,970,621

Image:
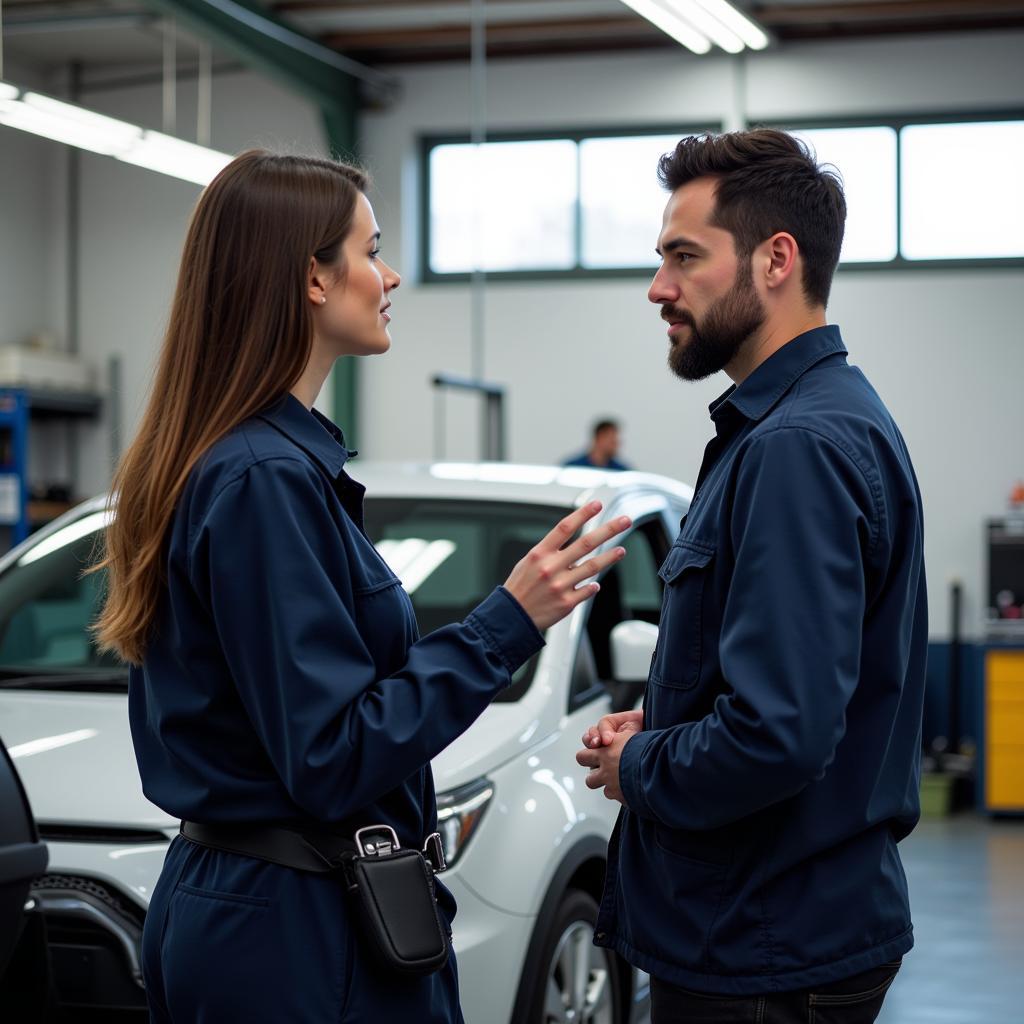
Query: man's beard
663,259,766,382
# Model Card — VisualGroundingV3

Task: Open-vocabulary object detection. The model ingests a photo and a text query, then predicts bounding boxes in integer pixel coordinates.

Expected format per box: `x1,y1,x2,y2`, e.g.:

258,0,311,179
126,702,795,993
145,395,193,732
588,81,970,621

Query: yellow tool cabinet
984,649,1024,812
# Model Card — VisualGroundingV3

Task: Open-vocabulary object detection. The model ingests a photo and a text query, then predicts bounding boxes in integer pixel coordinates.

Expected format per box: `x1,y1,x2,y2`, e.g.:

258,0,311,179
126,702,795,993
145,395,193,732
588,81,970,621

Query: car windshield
0,497,561,701
363,498,561,702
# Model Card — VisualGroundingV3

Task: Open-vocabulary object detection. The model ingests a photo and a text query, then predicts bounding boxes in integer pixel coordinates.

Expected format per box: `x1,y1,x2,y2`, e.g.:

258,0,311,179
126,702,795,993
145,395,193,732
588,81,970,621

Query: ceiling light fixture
673,1,745,53
693,0,770,50
621,0,770,54
618,0,712,55
0,80,232,185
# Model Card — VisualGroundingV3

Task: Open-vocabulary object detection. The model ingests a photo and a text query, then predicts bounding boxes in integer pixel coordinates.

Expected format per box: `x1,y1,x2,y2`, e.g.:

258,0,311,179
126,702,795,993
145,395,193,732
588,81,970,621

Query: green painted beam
332,359,359,450
321,96,360,447
136,0,391,112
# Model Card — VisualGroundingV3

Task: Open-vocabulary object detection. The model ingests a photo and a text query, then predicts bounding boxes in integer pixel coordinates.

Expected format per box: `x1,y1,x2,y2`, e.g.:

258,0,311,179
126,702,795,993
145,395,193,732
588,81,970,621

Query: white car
0,462,691,1024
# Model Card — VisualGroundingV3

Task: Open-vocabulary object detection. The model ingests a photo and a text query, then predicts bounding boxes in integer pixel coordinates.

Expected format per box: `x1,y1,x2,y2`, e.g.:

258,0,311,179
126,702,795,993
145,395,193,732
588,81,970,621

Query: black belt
180,820,451,976
179,820,445,875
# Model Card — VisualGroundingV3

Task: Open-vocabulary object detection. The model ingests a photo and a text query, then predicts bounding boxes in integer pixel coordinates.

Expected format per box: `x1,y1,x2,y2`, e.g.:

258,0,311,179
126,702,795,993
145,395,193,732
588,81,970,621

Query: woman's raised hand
503,502,631,631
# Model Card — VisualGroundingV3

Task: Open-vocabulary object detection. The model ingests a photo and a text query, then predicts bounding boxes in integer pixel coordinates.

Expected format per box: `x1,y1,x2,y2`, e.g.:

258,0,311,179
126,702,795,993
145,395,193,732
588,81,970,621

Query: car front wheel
530,889,622,1024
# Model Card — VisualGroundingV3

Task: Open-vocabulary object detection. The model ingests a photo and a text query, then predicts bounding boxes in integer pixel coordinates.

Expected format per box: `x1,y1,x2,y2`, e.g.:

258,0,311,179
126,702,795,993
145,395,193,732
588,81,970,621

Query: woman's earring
320,297,326,305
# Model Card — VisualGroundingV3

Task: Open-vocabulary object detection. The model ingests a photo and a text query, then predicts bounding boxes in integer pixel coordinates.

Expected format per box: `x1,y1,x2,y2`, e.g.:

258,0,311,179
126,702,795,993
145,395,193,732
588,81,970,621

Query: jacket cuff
618,728,659,820
466,587,546,677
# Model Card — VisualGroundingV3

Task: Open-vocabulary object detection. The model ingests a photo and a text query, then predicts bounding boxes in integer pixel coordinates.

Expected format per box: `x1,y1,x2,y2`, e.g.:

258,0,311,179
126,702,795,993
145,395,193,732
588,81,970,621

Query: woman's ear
307,257,328,306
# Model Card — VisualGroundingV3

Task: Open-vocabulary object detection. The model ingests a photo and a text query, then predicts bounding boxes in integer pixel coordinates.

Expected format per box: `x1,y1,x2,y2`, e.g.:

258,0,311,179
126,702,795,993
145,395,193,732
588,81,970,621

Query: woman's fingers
535,501,604,554
563,515,632,567
567,546,625,586
502,505,632,631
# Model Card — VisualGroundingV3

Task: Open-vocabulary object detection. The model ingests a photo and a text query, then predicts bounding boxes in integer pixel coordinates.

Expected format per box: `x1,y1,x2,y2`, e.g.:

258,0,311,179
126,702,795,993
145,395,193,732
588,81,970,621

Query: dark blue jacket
596,326,927,994
562,452,632,471
129,395,543,851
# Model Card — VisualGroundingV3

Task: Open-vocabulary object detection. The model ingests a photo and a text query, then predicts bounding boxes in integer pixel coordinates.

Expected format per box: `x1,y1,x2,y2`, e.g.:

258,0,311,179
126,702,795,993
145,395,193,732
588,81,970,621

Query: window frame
420,110,1024,282
419,123,720,283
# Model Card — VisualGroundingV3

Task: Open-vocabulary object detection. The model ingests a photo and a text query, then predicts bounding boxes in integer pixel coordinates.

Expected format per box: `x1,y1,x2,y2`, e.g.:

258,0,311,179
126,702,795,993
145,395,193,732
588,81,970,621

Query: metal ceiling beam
768,17,1024,41
2,12,160,35
276,0,617,10
274,0,621,19
134,0,394,102
321,15,659,51
756,0,1024,25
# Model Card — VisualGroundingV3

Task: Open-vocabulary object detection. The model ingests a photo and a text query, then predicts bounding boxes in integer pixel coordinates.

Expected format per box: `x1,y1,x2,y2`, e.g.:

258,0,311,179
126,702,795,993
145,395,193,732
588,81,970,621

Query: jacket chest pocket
650,540,715,691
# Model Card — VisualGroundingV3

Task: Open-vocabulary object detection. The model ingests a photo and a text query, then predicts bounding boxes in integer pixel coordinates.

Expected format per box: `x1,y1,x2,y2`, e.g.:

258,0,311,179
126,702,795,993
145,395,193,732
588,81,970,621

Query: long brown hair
93,150,368,664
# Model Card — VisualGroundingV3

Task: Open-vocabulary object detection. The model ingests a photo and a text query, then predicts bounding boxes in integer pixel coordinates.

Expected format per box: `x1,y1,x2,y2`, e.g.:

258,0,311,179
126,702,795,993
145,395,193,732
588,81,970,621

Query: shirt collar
256,393,354,478
710,324,848,425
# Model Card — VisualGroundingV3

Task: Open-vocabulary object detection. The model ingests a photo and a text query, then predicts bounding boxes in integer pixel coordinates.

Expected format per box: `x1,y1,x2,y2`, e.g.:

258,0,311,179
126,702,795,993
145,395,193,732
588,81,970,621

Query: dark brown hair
658,129,846,307
93,150,368,664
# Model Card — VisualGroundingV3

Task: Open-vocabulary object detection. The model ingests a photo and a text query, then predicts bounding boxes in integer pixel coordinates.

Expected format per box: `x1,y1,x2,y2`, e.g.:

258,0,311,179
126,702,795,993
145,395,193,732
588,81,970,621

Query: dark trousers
650,961,901,1024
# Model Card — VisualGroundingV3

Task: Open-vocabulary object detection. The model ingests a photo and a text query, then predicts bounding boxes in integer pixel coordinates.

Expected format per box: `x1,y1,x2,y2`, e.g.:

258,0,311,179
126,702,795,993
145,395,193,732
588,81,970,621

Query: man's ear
760,232,799,292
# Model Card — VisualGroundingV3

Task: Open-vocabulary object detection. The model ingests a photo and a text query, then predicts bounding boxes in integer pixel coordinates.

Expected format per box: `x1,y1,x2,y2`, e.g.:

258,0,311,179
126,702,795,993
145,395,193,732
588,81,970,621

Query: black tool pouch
342,826,450,976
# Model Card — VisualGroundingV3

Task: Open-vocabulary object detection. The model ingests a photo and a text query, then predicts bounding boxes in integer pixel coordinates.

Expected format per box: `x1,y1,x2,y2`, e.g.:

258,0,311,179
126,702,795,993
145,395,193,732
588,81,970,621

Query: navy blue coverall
130,395,544,1022
596,326,928,996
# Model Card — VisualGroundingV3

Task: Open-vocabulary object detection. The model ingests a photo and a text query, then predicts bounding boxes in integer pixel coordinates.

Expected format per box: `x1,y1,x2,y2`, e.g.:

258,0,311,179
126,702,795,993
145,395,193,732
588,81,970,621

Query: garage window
900,120,1024,260
424,115,1024,278
782,113,1024,268
422,126,717,280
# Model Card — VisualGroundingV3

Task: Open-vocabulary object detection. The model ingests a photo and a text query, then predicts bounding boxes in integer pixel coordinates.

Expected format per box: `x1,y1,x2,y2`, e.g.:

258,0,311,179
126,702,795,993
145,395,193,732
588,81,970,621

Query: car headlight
435,777,493,870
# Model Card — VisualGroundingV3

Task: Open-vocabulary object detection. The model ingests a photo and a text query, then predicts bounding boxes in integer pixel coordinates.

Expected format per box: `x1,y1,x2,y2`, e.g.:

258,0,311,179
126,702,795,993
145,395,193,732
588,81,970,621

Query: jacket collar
710,324,848,425
256,393,353,478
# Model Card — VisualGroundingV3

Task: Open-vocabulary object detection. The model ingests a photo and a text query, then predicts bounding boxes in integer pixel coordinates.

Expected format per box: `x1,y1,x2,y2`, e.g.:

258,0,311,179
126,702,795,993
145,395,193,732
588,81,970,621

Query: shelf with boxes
0,386,102,549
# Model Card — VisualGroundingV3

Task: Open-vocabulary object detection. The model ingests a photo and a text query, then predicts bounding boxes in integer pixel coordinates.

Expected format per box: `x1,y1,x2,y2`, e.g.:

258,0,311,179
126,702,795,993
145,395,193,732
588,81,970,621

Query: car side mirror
608,620,658,713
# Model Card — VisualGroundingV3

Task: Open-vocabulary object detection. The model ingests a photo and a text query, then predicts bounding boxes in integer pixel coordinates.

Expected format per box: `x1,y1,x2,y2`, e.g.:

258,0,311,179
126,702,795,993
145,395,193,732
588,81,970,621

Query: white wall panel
358,31,1024,638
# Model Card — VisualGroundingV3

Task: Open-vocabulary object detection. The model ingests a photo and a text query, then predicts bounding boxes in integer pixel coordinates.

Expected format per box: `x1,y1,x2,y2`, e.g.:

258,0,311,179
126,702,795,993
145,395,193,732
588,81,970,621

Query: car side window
0,533,118,669
618,525,664,626
568,518,669,712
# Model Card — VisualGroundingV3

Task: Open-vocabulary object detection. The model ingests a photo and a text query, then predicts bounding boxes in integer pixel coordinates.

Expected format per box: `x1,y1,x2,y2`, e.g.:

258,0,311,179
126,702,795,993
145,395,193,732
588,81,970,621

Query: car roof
0,462,692,572
351,461,692,506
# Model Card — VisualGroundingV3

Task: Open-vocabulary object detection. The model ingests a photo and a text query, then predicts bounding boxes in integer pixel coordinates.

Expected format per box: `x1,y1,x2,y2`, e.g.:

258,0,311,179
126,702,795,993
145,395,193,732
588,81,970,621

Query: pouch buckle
354,824,400,858
423,831,446,873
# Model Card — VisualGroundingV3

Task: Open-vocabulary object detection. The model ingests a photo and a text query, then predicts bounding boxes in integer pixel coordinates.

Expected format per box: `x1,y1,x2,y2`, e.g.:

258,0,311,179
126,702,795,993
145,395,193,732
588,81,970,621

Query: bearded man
577,129,927,1024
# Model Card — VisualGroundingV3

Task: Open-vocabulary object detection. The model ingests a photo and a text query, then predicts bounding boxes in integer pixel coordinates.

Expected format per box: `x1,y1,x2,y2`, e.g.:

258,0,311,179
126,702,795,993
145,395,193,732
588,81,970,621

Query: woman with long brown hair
93,150,629,1022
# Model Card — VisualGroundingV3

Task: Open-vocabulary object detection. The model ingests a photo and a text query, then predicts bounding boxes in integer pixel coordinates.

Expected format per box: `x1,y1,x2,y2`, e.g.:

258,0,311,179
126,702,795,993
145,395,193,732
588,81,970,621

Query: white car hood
0,691,174,830
430,699,549,794
0,689,548,827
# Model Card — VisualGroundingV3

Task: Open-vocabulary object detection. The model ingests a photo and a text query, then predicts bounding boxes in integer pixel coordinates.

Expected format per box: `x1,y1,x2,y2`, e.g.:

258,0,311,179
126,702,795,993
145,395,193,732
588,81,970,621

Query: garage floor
636,814,1024,1024
878,814,1024,1024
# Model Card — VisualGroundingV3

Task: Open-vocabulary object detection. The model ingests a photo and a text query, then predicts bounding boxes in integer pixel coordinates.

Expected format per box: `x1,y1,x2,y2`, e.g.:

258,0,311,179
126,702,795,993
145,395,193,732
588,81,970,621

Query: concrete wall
0,60,66,353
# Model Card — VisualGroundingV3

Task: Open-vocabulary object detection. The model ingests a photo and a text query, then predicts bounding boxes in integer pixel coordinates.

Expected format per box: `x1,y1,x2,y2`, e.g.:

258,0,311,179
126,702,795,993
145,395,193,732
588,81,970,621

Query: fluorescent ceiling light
673,1,745,53
693,0,770,50
619,0,711,54
2,91,141,156
620,0,769,54
120,130,232,186
0,80,232,185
